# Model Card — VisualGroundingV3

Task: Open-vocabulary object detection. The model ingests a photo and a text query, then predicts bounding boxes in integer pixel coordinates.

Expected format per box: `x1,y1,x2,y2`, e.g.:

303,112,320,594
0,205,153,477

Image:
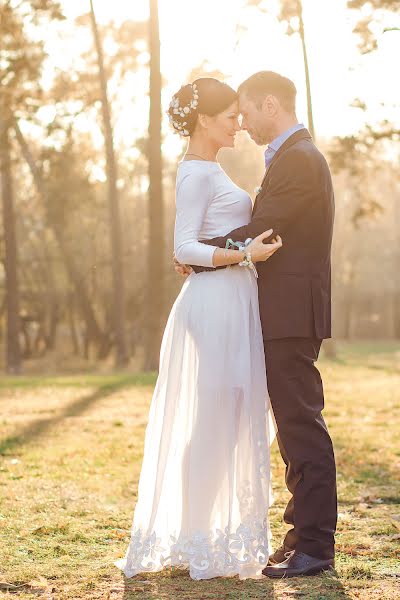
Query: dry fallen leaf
28,576,49,589
111,528,128,539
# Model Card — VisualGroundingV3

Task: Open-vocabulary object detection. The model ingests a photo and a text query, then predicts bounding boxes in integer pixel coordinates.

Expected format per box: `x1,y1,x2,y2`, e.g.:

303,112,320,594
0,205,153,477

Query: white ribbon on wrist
225,238,258,278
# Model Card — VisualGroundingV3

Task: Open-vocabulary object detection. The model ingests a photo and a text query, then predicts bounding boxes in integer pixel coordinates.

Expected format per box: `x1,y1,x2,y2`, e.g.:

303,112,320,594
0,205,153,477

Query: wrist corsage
225,238,258,278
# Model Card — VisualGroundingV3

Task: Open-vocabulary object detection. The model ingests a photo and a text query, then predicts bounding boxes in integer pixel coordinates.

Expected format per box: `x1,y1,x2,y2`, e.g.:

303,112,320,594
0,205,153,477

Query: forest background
1,0,399,374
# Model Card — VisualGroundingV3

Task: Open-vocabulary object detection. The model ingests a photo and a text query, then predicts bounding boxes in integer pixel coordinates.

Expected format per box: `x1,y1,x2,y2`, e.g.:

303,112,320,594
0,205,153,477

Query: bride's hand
247,230,282,262
173,253,193,278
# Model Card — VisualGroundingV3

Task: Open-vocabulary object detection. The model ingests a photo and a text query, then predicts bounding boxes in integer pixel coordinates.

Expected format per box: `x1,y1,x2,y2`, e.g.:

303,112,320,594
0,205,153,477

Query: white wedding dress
116,160,273,580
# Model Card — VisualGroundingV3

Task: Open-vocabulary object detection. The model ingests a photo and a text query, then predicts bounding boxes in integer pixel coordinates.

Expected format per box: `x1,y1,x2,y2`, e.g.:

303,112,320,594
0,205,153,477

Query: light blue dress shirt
264,123,305,167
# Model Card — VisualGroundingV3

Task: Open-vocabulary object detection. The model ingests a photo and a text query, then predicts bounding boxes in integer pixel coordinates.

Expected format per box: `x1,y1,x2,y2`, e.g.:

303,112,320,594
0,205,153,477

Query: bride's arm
175,171,249,268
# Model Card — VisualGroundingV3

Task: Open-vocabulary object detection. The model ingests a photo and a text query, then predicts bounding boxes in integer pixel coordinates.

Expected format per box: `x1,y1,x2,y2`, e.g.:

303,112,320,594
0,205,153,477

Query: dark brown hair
168,77,238,137
238,71,297,113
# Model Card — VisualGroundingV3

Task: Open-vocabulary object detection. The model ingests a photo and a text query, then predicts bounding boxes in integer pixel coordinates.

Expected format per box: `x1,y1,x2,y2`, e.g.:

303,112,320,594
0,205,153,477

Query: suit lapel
260,161,273,187
253,128,312,214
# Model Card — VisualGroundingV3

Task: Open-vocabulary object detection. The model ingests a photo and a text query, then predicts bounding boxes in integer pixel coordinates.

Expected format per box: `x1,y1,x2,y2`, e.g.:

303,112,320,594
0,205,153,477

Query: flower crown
167,83,199,137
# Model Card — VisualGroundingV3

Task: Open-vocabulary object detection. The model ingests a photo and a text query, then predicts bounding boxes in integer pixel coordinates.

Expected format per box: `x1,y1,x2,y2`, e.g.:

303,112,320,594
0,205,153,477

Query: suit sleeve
191,149,320,273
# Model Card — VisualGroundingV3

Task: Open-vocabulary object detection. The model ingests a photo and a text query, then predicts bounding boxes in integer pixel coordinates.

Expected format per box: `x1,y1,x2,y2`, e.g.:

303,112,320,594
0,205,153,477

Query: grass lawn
0,341,399,599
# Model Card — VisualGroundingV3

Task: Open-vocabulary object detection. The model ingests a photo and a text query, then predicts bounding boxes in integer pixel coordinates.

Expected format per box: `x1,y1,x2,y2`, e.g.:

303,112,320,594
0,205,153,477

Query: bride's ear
197,113,208,129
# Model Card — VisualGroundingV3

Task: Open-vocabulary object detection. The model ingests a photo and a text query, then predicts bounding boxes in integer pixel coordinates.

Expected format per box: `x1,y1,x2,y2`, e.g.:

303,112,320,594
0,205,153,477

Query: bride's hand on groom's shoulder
248,230,283,263
173,253,193,278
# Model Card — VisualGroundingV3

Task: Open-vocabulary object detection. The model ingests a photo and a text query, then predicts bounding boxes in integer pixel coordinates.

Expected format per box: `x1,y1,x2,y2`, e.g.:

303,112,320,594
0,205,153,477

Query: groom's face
239,92,275,146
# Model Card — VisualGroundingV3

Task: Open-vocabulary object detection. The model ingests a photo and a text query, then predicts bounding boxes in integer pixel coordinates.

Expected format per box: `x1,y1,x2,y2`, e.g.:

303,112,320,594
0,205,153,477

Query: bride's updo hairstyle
167,78,237,138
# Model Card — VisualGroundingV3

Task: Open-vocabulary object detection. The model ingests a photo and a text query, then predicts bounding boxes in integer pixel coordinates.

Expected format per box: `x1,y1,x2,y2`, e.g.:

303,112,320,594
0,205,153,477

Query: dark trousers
264,337,337,560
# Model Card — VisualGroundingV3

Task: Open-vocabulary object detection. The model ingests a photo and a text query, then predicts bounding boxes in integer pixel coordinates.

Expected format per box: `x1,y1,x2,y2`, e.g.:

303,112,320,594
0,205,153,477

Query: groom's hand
173,253,193,278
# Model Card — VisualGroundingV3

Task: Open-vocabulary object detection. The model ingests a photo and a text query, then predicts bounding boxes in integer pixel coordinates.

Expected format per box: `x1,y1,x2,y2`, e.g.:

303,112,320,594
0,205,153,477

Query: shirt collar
266,123,306,155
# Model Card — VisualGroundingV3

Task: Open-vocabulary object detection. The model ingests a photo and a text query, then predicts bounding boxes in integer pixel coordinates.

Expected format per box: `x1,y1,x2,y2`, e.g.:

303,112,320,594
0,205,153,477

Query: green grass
0,341,399,599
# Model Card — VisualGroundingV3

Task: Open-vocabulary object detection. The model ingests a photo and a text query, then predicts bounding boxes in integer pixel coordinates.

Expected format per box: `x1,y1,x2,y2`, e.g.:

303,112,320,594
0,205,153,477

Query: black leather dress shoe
267,544,295,565
263,550,334,578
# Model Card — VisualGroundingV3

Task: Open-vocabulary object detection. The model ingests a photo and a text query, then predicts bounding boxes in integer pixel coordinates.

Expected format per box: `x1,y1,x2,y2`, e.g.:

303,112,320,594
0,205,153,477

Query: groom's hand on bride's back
173,253,193,278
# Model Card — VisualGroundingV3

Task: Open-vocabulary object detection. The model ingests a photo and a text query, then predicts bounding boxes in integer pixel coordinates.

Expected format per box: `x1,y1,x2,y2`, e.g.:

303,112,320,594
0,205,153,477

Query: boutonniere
255,186,262,195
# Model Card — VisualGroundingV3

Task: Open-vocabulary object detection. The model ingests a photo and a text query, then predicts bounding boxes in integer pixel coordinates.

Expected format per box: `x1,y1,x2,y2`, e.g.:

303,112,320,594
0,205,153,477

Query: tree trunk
393,191,400,338
393,291,400,339
20,315,32,359
343,289,353,339
67,292,81,355
0,122,22,374
297,1,315,140
89,0,128,367
144,0,165,371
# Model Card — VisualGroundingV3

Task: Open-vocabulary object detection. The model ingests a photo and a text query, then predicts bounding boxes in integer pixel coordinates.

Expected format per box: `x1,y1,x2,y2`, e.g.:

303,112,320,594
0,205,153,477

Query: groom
175,71,337,578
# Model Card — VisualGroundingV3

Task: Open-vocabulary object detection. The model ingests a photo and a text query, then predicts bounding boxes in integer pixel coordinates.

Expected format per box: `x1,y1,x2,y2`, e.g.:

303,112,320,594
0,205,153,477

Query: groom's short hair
238,71,297,113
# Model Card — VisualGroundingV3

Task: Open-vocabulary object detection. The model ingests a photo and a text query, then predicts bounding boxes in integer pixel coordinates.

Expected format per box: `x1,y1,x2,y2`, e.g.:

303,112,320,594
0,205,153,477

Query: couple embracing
116,71,337,580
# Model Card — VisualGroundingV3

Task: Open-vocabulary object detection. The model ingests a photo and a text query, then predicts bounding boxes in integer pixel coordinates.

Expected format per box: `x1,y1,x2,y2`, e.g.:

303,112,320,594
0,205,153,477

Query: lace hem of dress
115,518,271,580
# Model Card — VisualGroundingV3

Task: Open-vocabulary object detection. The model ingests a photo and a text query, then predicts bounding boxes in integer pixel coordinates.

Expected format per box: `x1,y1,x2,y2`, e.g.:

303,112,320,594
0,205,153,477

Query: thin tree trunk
145,0,165,370
89,0,128,367
20,316,32,359
0,122,22,374
296,1,329,351
297,2,315,140
393,188,400,338
67,293,81,355
393,292,400,338
343,288,353,339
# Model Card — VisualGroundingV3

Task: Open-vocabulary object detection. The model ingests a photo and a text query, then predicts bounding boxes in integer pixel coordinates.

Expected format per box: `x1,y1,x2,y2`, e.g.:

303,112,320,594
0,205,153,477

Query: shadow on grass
120,568,352,599
0,378,137,456
0,372,157,389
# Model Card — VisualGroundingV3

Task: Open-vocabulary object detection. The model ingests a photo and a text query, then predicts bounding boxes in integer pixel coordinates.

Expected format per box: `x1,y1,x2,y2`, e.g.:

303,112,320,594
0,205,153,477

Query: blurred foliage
40,134,96,230
0,0,64,118
328,1,400,223
329,121,399,226
278,0,304,35
329,121,400,175
188,62,227,83
348,0,400,54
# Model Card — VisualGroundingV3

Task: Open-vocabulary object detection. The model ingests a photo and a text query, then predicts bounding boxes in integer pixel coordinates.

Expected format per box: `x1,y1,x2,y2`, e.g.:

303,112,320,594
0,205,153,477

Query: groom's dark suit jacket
192,128,335,341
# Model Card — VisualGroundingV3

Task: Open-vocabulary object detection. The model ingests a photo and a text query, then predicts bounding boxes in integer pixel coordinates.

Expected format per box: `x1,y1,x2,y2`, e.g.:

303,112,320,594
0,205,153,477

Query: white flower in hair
167,82,200,137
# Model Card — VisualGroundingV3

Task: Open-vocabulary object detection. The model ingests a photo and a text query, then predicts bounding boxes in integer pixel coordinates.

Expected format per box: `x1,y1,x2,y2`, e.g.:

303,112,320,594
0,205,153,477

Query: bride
115,77,282,580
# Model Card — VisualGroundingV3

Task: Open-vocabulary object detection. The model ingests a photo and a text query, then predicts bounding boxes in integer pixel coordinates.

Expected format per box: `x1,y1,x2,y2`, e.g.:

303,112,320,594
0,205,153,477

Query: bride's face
206,101,241,148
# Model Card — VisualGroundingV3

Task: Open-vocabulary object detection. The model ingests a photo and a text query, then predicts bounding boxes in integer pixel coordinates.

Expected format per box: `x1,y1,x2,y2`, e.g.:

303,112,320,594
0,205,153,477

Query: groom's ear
263,94,279,116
